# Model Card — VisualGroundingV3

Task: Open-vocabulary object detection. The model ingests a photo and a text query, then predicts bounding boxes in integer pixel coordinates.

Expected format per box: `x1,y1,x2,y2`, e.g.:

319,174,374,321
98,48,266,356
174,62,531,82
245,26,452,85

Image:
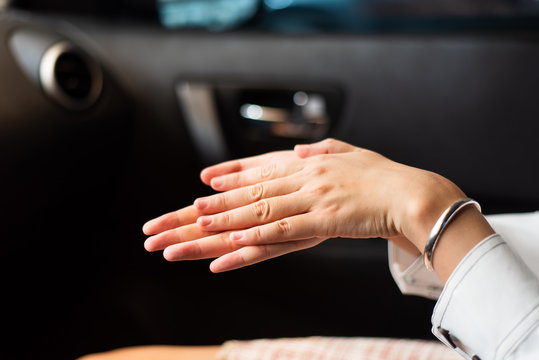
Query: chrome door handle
240,104,289,123
240,91,329,138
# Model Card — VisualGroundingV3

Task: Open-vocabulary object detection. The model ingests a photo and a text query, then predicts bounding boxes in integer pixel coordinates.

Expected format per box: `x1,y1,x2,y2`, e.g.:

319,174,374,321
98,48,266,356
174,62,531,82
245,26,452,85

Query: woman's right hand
144,139,472,273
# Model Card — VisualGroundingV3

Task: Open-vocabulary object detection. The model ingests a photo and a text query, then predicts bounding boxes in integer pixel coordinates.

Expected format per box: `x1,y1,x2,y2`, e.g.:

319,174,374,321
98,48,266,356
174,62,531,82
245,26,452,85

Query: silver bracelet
424,198,481,272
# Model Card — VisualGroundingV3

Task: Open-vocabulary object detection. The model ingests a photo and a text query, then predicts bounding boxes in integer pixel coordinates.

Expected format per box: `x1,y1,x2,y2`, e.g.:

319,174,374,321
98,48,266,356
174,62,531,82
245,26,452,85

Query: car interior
1,0,538,359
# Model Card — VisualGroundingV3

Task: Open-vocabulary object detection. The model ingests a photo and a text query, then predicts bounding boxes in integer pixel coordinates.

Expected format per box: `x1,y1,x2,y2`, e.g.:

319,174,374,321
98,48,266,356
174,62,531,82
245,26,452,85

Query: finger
196,193,307,232
208,159,303,191
294,138,356,158
144,223,216,252
163,231,242,261
228,213,325,246
194,177,301,215
143,205,199,235
200,150,293,185
209,237,325,273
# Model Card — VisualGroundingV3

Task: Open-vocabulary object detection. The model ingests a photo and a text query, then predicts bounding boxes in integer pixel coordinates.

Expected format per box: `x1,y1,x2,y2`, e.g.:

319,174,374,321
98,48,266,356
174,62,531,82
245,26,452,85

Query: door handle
176,81,342,163
239,91,329,138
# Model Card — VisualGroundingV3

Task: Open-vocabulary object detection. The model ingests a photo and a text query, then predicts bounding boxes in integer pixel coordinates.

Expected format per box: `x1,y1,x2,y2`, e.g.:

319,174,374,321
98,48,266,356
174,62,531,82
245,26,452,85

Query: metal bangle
424,198,481,272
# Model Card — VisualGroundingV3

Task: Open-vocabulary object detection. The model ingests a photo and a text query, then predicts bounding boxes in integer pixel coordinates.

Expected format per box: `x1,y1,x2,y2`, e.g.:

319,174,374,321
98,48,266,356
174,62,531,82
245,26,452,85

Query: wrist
401,177,495,283
400,171,466,252
430,206,494,283
423,198,481,272
402,185,494,283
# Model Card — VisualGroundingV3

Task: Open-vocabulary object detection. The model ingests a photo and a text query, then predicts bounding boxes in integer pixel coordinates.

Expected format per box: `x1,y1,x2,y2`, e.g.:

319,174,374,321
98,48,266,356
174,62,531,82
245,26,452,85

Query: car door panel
1,10,538,359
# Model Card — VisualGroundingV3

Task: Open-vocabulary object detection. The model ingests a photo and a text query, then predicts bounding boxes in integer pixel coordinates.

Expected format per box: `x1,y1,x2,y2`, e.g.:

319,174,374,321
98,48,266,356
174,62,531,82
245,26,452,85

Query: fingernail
195,198,208,210
294,144,309,158
211,177,223,188
143,238,153,252
198,216,212,227
230,231,245,242
142,220,155,234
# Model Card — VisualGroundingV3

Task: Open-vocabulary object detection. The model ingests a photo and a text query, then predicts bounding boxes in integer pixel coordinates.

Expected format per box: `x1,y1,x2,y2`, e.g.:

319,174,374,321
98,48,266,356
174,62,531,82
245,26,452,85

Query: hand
143,139,357,242
143,149,302,235
143,139,465,273
143,149,316,270
142,140,355,271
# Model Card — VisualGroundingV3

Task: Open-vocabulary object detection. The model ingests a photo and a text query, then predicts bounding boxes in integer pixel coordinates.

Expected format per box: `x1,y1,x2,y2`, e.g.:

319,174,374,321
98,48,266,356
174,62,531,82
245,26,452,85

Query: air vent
40,41,103,110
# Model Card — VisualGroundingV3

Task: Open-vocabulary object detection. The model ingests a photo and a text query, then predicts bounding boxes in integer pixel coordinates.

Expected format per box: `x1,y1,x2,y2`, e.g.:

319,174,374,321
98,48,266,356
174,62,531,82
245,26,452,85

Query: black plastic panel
72,20,539,211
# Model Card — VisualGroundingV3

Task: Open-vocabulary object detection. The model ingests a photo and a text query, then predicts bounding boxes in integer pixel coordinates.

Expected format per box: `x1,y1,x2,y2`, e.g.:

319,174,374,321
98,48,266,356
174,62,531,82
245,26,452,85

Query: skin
77,346,220,360
80,138,495,360
143,138,494,281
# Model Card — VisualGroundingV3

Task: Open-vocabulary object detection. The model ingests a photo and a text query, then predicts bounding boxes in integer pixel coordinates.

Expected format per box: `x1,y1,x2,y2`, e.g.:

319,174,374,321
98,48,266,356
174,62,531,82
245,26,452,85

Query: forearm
390,211,539,359
414,204,494,284
432,234,539,360
144,139,496,276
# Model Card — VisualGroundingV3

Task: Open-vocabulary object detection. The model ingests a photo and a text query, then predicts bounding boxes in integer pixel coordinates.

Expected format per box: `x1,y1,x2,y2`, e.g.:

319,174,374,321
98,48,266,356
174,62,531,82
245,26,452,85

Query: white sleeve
483,211,539,277
387,240,443,299
431,233,539,360
387,211,539,359
388,211,539,298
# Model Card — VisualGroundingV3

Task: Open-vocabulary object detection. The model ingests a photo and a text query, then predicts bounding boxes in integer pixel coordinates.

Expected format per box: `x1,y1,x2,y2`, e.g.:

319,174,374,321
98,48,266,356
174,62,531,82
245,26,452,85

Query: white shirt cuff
431,234,539,360
388,242,442,299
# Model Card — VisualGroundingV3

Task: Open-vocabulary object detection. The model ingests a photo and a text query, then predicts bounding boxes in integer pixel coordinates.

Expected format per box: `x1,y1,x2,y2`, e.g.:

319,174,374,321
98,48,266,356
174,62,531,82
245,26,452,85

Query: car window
10,0,539,33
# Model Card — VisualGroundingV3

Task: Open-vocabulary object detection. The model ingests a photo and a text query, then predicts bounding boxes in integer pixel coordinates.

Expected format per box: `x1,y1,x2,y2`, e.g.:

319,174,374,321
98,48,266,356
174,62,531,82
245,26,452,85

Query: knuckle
321,203,340,215
184,242,203,259
235,251,248,267
308,183,333,196
317,154,331,161
254,226,263,241
253,200,271,220
260,244,273,259
216,194,228,209
277,219,291,235
323,138,336,146
220,212,231,226
307,165,327,177
249,183,265,202
259,163,276,180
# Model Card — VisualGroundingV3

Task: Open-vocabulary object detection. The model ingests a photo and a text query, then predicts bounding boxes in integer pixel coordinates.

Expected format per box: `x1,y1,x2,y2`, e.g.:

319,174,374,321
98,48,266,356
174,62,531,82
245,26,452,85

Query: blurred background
1,1,538,359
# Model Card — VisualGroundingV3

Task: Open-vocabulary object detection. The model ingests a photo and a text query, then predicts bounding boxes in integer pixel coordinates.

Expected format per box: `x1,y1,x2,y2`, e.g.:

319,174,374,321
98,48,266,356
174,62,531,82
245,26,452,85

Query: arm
143,139,538,359
143,138,493,281
389,211,539,360
389,211,539,299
